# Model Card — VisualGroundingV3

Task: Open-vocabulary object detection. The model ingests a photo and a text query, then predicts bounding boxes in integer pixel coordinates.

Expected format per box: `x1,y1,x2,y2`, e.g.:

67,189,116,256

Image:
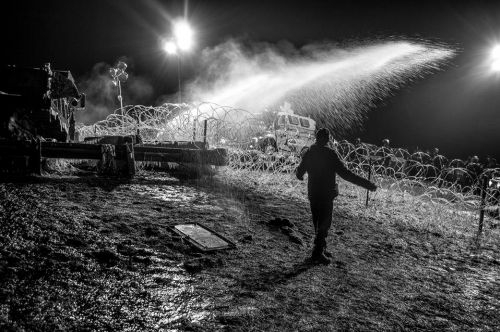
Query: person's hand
367,182,377,192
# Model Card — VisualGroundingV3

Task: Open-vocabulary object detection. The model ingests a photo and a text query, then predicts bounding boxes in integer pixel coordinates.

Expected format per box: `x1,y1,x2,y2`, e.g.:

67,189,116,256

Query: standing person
296,128,377,265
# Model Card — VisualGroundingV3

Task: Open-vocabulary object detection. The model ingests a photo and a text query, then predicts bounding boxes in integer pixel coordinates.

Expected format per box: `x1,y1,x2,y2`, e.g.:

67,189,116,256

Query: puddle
126,184,211,208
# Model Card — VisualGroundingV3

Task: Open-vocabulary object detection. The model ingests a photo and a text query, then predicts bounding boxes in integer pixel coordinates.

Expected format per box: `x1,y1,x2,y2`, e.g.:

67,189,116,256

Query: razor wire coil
77,103,500,218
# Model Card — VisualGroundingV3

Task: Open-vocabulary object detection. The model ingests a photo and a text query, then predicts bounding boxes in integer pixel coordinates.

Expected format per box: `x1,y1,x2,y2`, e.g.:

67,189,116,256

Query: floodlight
492,45,500,72
492,45,500,59
163,40,178,55
173,20,194,51
492,59,500,72
162,19,195,104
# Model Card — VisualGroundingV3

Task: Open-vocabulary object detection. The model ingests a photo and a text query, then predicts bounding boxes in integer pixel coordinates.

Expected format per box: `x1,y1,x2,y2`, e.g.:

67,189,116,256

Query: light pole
109,61,128,116
162,19,194,104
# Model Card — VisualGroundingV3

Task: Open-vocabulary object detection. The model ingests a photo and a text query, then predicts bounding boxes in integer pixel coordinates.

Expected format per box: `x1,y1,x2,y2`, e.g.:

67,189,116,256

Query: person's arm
296,149,309,180
332,150,377,191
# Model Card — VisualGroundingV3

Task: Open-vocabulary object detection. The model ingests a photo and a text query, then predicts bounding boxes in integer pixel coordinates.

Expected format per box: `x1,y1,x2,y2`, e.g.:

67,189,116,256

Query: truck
251,102,316,155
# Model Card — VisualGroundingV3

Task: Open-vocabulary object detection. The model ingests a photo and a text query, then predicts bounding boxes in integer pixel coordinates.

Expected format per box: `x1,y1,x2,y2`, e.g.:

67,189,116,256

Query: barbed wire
77,102,261,144
77,103,500,220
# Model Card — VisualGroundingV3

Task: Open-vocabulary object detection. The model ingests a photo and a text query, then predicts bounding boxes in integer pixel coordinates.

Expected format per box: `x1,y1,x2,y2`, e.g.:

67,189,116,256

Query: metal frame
169,222,236,252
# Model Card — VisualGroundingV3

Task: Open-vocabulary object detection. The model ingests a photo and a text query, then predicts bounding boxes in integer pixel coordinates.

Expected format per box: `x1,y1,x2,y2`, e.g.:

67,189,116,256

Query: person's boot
310,247,331,265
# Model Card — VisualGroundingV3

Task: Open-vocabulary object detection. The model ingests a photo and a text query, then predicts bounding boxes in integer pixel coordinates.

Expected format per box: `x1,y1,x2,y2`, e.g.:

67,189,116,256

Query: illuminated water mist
188,39,456,134
79,39,456,142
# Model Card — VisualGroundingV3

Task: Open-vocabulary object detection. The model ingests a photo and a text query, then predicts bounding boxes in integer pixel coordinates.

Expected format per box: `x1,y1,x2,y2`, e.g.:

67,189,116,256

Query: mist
76,61,154,124
186,38,456,135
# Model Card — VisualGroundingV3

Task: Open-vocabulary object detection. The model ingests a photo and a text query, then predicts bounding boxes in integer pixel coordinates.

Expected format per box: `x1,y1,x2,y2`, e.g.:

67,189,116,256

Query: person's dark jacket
296,144,374,200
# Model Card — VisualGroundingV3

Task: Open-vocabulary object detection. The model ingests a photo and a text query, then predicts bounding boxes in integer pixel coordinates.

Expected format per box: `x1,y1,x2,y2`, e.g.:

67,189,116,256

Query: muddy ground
0,167,499,331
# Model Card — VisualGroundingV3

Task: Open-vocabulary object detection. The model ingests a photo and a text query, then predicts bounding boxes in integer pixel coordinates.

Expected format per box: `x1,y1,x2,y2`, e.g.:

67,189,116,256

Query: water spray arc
188,40,456,136
88,40,457,147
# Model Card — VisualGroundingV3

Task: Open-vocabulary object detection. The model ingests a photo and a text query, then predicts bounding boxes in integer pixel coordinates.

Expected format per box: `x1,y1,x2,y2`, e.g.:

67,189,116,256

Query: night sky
2,0,500,160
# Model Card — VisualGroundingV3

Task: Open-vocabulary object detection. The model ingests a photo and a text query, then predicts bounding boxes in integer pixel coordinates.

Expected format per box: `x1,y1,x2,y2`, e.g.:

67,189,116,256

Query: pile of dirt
267,217,305,245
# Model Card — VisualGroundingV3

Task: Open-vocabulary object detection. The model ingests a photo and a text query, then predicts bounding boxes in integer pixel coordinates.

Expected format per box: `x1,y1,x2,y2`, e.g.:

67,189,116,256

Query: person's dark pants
309,198,334,255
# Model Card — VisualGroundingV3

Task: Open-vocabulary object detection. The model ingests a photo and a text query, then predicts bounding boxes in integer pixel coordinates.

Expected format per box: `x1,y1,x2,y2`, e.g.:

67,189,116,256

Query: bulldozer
0,63,228,177
0,63,85,142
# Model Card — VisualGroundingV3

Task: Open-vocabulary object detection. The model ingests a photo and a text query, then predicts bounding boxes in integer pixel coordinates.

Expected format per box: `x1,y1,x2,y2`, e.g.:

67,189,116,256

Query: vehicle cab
272,103,316,153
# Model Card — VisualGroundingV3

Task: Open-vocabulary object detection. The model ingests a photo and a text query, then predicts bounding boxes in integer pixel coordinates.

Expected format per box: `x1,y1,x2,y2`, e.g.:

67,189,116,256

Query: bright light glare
163,40,178,55
492,45,500,59
173,20,194,51
492,59,500,72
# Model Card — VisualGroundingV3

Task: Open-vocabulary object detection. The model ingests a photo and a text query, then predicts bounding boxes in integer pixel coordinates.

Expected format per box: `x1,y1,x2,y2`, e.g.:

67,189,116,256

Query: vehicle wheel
264,143,277,154
261,137,277,154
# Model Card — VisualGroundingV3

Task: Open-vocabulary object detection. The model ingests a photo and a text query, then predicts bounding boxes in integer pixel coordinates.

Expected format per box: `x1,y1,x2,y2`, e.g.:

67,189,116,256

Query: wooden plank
141,141,208,150
32,140,42,175
0,140,227,167
84,135,135,145
134,147,227,166
41,142,101,159
120,143,136,177
134,151,197,163
134,146,188,154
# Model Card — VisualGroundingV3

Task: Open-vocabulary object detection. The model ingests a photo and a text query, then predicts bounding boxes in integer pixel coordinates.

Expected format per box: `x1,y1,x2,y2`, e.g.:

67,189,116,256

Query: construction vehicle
0,63,227,176
0,63,85,142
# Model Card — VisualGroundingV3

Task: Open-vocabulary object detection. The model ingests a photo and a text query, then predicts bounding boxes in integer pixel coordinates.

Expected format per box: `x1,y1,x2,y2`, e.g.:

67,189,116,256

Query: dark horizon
2,0,500,161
